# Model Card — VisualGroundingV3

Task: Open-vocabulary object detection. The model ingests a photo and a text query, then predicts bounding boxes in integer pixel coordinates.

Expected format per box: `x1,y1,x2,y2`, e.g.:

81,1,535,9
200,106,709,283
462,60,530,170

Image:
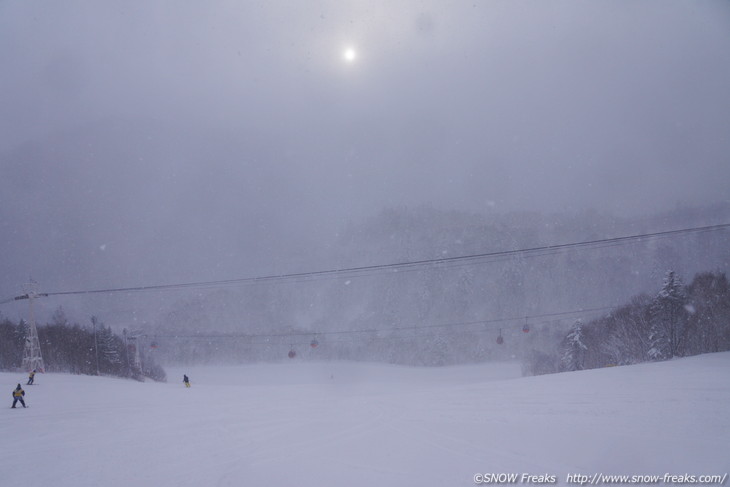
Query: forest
0,309,166,381
525,270,730,375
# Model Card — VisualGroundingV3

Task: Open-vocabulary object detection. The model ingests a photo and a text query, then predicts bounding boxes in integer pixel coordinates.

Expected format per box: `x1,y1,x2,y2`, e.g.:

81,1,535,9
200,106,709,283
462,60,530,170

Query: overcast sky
1,1,730,306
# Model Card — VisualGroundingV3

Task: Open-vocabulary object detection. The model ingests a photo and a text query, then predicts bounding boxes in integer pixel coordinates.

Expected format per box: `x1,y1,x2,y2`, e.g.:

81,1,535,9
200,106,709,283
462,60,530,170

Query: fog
1,1,729,336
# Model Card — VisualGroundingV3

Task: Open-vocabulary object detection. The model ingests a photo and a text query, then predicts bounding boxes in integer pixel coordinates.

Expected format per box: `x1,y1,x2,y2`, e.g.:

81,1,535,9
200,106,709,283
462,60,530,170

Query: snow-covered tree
561,320,587,371
648,271,688,360
97,325,123,372
0,317,24,369
684,272,730,355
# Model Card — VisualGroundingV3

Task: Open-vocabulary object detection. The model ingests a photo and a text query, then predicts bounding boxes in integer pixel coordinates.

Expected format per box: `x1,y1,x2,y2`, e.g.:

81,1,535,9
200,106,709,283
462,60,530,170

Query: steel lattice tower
21,281,45,373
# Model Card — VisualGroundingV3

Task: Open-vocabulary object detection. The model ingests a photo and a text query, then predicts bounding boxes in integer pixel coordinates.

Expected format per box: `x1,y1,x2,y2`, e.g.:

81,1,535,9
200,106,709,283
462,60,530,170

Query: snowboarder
27,369,36,385
11,384,26,408
183,374,190,388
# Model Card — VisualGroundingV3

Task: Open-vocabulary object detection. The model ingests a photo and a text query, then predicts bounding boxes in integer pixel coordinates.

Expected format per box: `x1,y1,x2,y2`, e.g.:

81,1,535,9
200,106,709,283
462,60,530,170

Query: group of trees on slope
0,309,166,381
525,271,730,375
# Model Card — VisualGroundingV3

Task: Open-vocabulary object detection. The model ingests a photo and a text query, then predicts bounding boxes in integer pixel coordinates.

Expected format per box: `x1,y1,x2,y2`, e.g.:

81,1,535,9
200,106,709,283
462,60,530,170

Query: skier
183,374,190,388
27,369,36,385
11,384,26,408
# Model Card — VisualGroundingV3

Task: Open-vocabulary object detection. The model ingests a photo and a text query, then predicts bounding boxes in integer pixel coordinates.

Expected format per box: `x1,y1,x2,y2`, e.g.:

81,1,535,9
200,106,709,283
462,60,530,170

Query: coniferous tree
684,272,730,355
96,324,123,375
0,318,24,369
648,271,688,360
561,320,587,371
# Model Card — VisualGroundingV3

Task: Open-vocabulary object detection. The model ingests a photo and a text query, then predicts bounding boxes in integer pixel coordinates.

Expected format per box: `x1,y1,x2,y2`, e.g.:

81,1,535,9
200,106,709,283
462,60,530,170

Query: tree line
0,308,166,381
524,271,730,375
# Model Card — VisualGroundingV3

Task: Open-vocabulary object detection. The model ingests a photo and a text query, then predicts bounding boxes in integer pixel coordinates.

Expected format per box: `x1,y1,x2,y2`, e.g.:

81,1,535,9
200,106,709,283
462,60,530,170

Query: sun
343,47,357,63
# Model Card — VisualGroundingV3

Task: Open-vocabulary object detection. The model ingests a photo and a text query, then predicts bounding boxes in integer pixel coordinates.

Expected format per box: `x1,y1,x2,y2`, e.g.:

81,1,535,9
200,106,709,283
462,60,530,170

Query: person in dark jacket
183,374,190,388
27,370,36,385
12,384,26,408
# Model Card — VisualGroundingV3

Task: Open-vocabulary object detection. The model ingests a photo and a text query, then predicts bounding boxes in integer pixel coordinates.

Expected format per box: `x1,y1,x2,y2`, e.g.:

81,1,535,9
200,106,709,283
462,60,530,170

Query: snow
2,354,729,487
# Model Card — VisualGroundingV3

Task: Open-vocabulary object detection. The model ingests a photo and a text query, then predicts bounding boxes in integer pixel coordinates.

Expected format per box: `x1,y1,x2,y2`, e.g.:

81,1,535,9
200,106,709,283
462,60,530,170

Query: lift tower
17,281,46,373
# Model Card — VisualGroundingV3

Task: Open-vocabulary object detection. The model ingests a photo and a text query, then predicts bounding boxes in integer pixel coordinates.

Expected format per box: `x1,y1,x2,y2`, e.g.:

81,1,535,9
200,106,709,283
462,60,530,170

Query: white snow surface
2,353,729,487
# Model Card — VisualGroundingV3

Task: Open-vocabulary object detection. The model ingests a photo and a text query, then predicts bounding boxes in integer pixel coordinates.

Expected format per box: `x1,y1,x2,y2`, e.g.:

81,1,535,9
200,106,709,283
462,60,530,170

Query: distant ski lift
288,347,297,359
310,338,319,348
523,323,530,333
150,341,159,350
496,329,504,345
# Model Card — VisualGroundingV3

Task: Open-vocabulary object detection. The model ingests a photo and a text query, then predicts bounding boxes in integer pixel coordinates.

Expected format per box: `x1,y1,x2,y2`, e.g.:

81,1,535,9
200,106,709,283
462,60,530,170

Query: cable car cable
3,223,726,301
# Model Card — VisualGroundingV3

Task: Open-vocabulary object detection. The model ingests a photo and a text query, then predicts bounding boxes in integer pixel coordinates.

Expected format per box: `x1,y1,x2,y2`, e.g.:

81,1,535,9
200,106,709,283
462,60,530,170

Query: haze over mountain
1,1,729,346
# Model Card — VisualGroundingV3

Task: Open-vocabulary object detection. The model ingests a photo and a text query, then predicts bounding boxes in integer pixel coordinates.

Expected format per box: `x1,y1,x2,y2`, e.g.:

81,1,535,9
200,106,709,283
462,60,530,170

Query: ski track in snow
1,355,729,487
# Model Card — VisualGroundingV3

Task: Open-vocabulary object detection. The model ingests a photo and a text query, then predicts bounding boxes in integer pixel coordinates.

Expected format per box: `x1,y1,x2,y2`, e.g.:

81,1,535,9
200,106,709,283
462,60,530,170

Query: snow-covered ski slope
2,353,728,487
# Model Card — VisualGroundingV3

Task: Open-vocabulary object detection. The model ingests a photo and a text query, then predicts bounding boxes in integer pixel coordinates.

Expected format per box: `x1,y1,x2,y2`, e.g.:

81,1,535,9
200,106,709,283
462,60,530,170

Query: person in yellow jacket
27,369,36,385
11,384,26,408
